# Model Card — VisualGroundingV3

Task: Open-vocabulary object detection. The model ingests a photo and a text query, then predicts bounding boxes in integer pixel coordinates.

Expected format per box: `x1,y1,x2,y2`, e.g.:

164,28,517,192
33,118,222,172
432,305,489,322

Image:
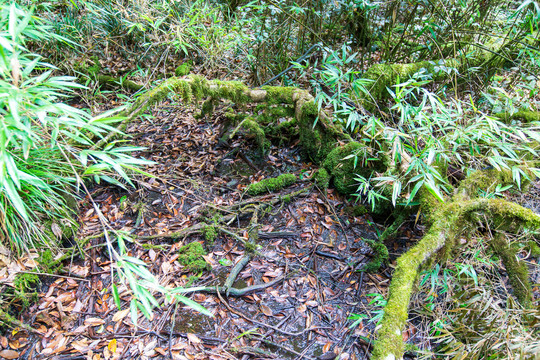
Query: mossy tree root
372,198,540,360
93,76,350,163
490,232,533,308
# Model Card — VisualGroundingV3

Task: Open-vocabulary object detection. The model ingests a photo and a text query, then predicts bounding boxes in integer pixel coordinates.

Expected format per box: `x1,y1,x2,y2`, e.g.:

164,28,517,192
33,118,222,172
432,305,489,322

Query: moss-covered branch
372,184,540,360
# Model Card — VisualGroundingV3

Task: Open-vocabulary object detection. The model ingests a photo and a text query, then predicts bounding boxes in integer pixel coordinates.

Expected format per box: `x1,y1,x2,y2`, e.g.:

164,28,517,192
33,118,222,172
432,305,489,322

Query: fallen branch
372,196,540,360
179,275,285,297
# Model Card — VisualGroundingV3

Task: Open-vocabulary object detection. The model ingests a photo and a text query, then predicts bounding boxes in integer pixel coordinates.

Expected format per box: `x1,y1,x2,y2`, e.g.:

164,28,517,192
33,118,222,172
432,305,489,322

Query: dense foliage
2,0,539,358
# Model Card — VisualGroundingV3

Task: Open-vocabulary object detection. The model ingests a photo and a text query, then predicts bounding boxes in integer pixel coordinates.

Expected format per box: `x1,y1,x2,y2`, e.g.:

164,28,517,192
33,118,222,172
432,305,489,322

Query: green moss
247,174,297,196
185,275,200,287
178,242,209,273
43,219,79,244
141,243,168,251
201,98,215,117
346,205,368,216
245,241,258,253
362,238,389,272
176,80,193,103
313,168,330,189
87,55,101,76
261,86,298,105
13,272,39,293
527,240,540,256
189,75,207,101
212,80,250,103
203,225,218,243
175,62,191,77
297,101,351,163
242,118,270,151
361,59,460,107
12,250,61,307
456,169,514,201
491,233,533,308
323,142,387,195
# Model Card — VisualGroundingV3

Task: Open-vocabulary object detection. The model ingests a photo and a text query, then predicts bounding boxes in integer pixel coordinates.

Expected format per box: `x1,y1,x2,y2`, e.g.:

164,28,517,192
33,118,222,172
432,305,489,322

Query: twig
224,254,251,295
180,276,285,297
216,289,328,337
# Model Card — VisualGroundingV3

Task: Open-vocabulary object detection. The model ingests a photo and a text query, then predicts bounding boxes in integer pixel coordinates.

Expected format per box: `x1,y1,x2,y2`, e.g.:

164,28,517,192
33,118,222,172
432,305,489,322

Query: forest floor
0,95,538,360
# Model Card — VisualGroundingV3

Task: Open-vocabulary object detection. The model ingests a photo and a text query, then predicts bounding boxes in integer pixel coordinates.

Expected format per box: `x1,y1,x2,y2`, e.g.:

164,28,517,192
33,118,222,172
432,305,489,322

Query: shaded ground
0,100,411,360
1,97,538,360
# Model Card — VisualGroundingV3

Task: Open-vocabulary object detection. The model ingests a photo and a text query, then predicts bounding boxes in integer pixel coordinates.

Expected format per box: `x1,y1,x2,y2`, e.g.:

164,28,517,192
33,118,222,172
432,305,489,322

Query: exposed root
372,195,540,360
490,232,533,308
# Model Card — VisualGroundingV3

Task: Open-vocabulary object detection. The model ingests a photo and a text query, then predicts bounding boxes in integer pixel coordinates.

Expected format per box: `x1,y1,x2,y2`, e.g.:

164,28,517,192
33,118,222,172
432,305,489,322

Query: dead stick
216,288,328,337
224,254,251,296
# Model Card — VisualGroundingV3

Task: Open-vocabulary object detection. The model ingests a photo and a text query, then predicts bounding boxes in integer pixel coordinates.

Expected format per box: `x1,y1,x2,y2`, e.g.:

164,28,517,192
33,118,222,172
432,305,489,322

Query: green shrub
0,3,152,252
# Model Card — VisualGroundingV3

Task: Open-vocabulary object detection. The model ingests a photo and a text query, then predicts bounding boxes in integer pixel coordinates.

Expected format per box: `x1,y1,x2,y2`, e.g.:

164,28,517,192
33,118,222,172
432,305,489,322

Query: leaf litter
0,98,426,360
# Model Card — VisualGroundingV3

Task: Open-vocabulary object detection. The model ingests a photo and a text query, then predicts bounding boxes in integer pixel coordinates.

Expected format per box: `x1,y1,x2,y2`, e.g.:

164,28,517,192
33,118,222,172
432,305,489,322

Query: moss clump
297,101,351,163
212,80,250,103
495,110,540,124
175,62,191,77
43,219,79,244
200,98,216,118
247,174,297,196
242,118,270,151
346,205,368,217
13,273,39,308
491,233,533,308
189,75,207,101
527,240,540,256
362,238,389,272
178,242,209,273
176,80,193,103
244,241,258,254
455,168,514,201
255,104,295,124
87,55,101,76
323,142,387,196
203,225,218,243
313,168,330,189
361,59,460,107
261,86,298,105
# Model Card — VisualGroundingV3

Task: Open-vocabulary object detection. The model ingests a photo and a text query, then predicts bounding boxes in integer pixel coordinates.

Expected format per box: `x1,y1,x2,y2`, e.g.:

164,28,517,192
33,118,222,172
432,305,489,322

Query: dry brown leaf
0,350,19,359
186,333,201,344
84,317,105,326
112,309,130,323
260,304,273,316
322,342,333,353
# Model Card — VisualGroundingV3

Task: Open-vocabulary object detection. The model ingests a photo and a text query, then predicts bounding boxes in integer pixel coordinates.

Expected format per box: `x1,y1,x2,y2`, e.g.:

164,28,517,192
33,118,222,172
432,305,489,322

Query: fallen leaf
0,350,19,359
51,223,63,238
186,333,201,344
84,317,105,326
260,304,273,316
112,309,130,323
108,339,117,353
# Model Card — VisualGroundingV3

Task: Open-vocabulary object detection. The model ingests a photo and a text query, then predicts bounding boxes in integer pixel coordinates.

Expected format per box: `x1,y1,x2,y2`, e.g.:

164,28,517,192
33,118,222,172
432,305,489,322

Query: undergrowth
410,231,540,359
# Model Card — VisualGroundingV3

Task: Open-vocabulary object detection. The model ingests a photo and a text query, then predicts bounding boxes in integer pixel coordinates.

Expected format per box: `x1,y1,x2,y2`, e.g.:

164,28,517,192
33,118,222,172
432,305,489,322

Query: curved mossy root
490,232,533,308
371,197,540,360
75,58,143,92
495,110,540,124
358,36,514,111
93,75,351,159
